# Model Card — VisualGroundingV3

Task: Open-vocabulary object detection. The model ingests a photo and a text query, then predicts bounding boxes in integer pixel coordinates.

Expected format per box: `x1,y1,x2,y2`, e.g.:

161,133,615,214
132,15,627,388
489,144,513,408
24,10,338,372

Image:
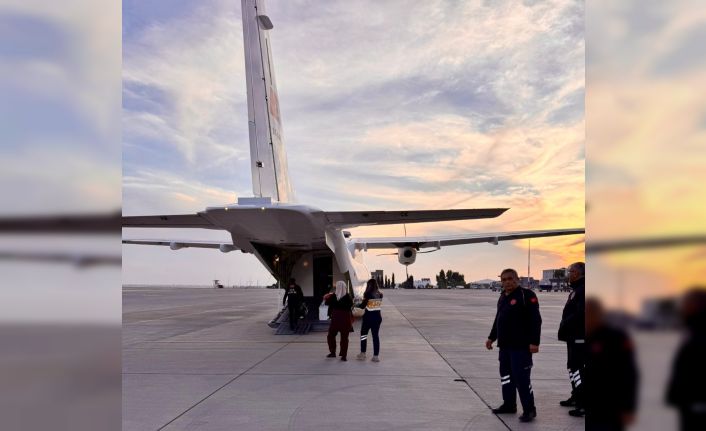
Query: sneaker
491,404,517,414
568,407,585,417
559,396,576,407
340,357,347,361
519,408,537,422
371,355,380,362
356,352,366,360
326,353,336,358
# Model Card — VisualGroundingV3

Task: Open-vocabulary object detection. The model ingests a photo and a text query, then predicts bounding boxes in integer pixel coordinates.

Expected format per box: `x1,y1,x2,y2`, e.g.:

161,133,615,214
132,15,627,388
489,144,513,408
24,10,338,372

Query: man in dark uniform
559,262,586,416
666,287,706,431
585,298,638,431
282,278,303,331
486,268,542,423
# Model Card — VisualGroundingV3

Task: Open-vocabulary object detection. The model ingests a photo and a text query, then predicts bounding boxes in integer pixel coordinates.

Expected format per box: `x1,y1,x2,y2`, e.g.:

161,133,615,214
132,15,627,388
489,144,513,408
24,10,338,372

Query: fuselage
197,202,368,296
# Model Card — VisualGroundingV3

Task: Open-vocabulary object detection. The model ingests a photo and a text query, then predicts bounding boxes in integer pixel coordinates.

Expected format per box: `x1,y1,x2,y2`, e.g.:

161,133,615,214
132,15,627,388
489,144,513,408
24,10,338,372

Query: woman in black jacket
356,278,384,362
325,281,353,361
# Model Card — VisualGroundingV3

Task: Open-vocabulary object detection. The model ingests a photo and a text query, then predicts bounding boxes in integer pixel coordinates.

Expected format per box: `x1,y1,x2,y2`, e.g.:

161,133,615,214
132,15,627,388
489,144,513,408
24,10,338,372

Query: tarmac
122,287,588,431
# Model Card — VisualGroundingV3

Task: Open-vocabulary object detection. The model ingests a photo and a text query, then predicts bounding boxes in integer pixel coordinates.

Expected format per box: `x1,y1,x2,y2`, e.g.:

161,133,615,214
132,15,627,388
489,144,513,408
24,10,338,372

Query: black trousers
679,409,706,431
360,312,382,355
499,348,535,412
287,302,299,329
567,340,586,406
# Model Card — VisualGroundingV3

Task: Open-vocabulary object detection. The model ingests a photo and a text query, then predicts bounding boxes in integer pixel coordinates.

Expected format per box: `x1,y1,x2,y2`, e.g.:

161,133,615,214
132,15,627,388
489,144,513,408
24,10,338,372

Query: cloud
123,0,585,283
0,1,121,214
587,0,706,306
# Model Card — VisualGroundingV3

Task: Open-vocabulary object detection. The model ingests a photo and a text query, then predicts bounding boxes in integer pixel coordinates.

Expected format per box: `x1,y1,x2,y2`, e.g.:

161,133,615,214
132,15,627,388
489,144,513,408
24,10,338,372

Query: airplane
0,211,121,268
122,0,585,301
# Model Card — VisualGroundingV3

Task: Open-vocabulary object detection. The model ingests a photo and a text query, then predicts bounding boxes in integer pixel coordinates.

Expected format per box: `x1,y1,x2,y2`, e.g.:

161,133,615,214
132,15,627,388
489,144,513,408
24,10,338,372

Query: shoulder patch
530,297,538,304
510,299,517,305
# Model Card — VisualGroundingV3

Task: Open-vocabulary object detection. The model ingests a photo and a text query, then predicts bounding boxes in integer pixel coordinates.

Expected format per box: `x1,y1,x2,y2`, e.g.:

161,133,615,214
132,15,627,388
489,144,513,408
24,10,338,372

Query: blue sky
0,0,121,323
122,0,585,285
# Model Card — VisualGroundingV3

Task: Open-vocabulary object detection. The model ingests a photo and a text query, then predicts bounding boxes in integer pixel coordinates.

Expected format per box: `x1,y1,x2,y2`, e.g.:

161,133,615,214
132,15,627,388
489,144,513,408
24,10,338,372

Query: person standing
486,268,542,423
356,278,384,362
666,287,706,431
283,278,303,331
585,298,638,431
559,262,586,416
326,281,353,361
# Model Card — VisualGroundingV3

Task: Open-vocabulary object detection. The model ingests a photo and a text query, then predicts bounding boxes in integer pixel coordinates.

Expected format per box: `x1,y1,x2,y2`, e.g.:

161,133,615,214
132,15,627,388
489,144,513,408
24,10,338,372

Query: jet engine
397,247,417,265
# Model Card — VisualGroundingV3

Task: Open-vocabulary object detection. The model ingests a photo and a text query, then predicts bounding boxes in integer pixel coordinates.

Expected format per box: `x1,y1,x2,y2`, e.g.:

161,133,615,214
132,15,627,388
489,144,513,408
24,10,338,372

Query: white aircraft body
123,0,584,298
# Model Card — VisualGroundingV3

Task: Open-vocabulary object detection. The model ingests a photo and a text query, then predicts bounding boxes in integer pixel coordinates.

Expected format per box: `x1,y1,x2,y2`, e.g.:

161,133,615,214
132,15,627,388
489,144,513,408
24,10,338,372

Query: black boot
519,408,537,422
568,407,585,417
560,396,576,407
491,404,517,414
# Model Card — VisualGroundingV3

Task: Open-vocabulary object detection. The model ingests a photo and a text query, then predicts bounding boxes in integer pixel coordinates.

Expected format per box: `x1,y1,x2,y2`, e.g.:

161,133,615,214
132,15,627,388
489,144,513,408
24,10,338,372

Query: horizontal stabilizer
122,213,216,229
353,228,585,250
324,208,508,228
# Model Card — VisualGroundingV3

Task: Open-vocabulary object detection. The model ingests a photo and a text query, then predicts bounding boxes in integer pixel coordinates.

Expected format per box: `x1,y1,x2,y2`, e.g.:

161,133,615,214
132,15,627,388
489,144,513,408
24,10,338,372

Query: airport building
519,276,539,289
540,268,570,291
413,278,433,289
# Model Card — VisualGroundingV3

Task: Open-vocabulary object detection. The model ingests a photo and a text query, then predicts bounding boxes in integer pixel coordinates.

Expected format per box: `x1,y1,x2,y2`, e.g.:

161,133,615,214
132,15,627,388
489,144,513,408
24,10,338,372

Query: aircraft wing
122,239,238,252
324,208,508,228
122,213,217,228
585,234,706,254
0,211,120,233
0,251,121,267
352,228,585,250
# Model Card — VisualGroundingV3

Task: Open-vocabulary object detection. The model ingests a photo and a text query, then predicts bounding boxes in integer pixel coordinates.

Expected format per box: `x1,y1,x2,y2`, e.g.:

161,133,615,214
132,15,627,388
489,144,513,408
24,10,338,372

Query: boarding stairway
269,298,330,335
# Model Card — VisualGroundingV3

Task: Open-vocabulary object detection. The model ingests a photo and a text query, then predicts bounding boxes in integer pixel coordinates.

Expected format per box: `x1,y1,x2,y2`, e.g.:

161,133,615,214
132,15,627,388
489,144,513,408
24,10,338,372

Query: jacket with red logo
488,287,542,349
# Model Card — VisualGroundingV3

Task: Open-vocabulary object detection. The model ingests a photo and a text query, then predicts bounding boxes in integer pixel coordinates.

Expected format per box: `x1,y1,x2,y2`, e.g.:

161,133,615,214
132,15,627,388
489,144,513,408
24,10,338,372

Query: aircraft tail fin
242,0,294,203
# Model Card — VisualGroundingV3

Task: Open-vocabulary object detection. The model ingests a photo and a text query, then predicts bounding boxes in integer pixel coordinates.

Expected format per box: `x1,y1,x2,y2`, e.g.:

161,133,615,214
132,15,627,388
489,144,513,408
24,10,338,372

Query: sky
586,0,706,311
0,0,121,323
122,0,586,286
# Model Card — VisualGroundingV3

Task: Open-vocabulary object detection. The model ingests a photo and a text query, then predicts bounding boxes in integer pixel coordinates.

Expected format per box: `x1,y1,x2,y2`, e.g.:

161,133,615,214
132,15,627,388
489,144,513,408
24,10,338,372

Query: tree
391,273,396,288
437,269,447,289
449,271,466,287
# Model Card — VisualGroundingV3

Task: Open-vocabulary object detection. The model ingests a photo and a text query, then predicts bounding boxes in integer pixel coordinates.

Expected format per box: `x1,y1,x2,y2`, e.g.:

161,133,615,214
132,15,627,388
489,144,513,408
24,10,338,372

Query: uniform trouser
287,302,299,329
327,327,349,358
360,312,382,355
679,409,706,431
585,420,624,431
567,340,586,406
499,348,535,412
